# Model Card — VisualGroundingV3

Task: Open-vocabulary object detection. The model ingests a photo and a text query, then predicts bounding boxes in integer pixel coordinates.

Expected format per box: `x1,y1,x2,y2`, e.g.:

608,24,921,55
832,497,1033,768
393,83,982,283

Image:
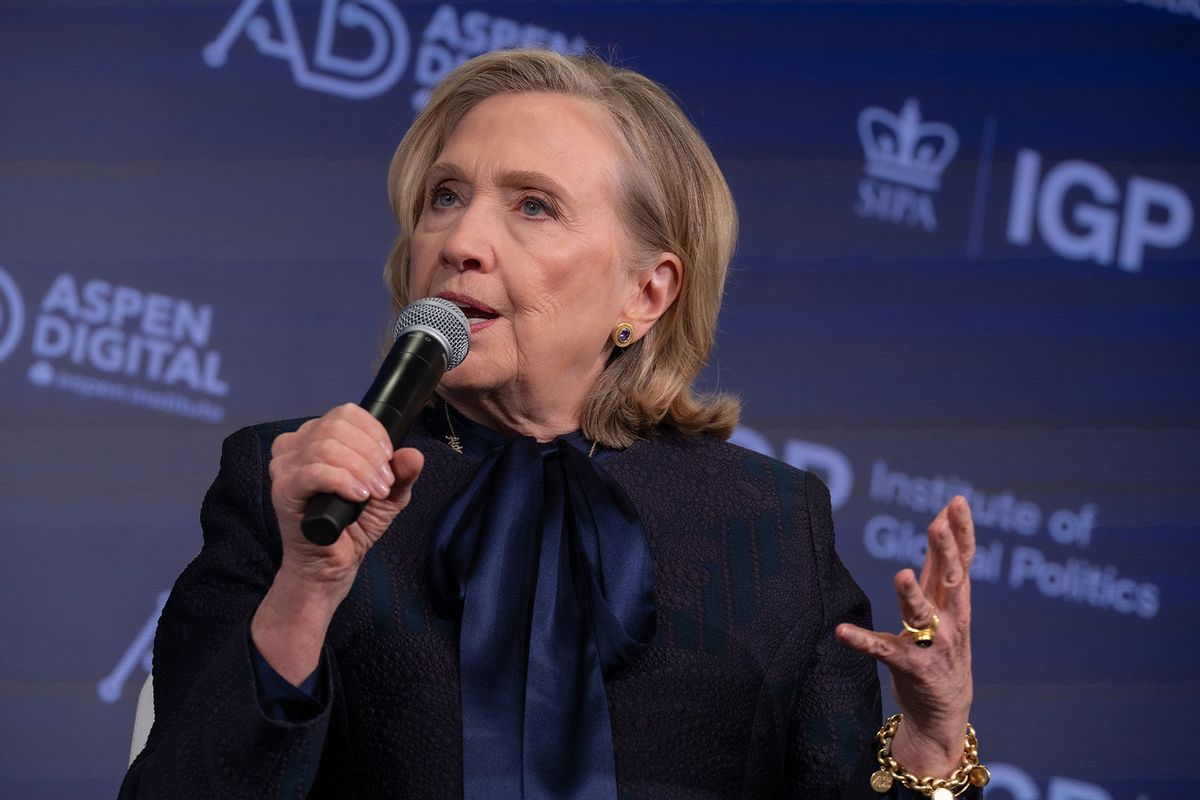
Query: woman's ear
622,252,682,334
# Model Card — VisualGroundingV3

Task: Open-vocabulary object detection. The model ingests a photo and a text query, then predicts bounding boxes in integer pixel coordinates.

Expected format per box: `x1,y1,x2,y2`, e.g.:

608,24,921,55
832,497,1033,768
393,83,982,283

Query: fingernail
380,438,393,456
378,463,394,485
354,483,370,500
373,478,390,497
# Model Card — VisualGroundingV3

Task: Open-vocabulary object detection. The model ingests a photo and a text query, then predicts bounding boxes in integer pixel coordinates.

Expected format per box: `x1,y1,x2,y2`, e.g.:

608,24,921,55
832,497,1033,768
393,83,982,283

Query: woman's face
408,92,641,413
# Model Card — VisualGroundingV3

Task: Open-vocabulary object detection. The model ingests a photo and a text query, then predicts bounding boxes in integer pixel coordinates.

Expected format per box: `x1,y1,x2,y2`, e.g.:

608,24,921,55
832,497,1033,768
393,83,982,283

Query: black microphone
301,297,470,546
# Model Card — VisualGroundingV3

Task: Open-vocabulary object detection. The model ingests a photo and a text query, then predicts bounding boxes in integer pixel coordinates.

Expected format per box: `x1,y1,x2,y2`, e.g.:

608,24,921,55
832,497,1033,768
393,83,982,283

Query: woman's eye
520,197,553,218
431,187,457,208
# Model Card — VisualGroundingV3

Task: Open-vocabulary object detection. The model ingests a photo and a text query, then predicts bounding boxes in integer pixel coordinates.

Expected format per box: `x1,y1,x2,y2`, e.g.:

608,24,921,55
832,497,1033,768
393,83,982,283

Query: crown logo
858,98,959,192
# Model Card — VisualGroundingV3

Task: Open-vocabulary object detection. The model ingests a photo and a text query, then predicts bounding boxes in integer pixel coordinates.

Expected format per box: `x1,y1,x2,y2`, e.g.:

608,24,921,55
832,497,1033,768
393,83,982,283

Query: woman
120,49,980,799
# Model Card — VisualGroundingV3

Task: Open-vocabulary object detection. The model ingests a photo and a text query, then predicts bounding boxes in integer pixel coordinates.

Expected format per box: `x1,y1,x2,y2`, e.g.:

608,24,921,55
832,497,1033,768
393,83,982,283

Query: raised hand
836,495,976,777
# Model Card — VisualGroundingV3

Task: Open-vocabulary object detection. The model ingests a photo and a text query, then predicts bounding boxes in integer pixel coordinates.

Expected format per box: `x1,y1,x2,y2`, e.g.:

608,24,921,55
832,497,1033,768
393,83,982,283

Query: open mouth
438,292,500,327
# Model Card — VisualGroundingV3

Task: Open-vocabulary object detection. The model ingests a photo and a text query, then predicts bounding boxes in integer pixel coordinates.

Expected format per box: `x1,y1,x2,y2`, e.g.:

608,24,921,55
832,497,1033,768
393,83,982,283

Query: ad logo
855,98,960,231
0,267,25,363
204,0,411,100
204,1,587,111
1007,148,1194,273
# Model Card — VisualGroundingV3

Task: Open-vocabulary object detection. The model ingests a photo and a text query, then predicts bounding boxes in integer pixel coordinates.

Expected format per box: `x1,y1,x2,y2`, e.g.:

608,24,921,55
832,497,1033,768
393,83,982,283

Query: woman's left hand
835,495,976,777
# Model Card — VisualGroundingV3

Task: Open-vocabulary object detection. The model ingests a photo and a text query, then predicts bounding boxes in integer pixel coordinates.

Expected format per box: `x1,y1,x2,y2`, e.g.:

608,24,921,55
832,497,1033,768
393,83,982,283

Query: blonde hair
384,49,740,448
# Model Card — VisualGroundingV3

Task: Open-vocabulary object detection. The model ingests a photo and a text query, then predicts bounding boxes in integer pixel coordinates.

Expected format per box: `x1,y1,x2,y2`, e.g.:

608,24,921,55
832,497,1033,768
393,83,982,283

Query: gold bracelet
869,713,990,799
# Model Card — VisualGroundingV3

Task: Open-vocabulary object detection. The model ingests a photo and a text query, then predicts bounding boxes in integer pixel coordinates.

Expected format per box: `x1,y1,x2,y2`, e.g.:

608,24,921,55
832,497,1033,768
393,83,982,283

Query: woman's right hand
268,403,425,598
252,403,424,685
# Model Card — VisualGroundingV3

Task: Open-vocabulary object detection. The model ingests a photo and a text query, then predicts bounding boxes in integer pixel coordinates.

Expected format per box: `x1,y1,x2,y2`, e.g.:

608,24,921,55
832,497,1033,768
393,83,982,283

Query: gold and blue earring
611,322,634,348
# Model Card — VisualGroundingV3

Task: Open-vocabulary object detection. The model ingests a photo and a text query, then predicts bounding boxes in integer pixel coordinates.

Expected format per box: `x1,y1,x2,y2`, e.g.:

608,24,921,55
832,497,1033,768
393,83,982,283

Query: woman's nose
440,203,495,273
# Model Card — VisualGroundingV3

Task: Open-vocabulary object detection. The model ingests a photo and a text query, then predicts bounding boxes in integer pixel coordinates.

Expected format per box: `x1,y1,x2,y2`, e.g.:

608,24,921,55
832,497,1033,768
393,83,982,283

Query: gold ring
901,611,940,648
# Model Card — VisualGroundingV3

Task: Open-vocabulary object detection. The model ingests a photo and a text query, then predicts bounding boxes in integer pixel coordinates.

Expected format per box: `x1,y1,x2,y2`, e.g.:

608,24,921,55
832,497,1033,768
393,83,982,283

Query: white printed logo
204,1,587,111
1,269,230,422
409,5,587,112
0,267,25,364
1125,0,1200,22
1007,148,1194,273
865,458,1159,619
985,764,1117,800
98,592,168,703
855,98,959,232
729,425,854,511
204,0,411,100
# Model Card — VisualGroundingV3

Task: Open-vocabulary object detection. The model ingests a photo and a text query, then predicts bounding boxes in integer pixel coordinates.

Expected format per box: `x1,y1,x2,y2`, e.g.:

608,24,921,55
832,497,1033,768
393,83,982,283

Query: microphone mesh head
393,297,471,369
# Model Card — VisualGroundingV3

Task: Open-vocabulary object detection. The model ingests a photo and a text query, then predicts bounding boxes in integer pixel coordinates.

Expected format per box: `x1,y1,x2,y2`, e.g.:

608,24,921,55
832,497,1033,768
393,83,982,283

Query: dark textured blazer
119,413,887,799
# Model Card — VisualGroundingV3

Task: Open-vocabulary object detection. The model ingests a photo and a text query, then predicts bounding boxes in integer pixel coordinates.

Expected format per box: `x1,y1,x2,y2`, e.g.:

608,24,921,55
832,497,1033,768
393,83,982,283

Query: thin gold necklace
443,400,597,458
443,399,464,454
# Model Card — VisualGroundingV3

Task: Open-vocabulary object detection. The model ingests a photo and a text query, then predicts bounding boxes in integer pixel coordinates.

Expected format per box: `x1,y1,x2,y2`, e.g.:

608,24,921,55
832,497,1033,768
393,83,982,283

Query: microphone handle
300,331,448,546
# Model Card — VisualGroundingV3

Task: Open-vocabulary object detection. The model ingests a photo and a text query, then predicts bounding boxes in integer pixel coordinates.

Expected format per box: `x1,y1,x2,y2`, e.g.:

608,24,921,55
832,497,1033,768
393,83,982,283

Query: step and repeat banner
2,1,1197,797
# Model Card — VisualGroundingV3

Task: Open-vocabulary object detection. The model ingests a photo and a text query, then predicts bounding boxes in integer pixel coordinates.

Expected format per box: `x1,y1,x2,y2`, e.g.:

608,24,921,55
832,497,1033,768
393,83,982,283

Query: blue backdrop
2,1,1198,797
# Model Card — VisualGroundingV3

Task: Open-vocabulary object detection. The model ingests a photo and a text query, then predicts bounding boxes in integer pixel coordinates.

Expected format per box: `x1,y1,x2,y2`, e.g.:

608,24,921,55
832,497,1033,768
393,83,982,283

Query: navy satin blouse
429,403,656,800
